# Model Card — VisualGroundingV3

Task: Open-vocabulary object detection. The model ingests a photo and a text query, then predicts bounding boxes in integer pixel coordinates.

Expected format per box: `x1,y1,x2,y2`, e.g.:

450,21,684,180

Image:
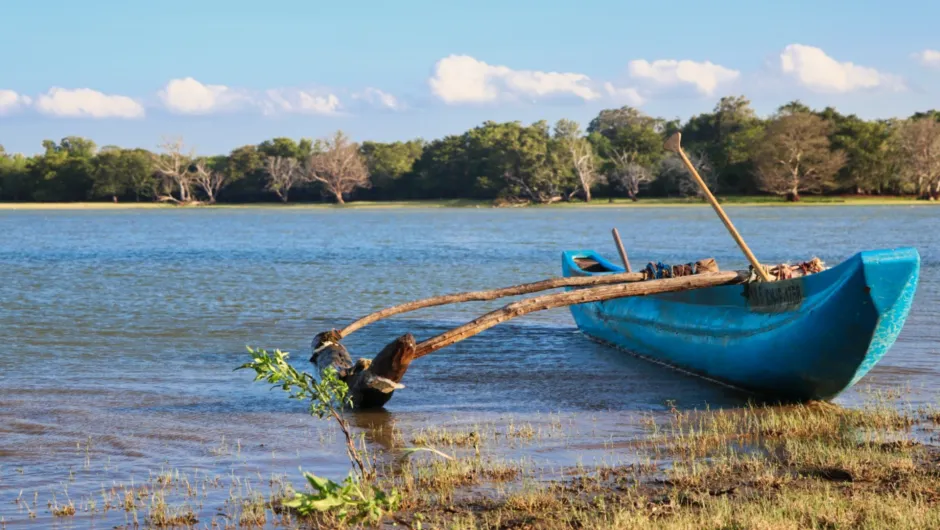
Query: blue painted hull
562,248,920,401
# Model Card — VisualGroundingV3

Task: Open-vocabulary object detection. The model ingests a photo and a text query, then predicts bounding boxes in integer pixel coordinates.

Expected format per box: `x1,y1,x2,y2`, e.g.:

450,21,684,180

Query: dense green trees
360,139,424,199
3,96,940,203
0,146,31,201
93,147,155,201
753,111,847,201
681,96,763,194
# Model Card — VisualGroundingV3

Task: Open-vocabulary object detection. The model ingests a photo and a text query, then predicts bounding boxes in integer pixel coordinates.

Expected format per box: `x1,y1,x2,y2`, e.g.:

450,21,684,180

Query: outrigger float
311,133,919,408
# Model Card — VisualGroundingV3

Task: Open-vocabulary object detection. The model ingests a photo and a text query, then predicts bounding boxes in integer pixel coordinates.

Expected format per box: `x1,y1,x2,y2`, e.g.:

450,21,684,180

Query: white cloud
263,89,341,115
159,77,246,114
628,59,739,95
429,54,599,104
779,44,904,93
353,87,400,110
160,78,341,116
603,83,644,106
913,49,940,68
34,88,144,118
0,90,32,114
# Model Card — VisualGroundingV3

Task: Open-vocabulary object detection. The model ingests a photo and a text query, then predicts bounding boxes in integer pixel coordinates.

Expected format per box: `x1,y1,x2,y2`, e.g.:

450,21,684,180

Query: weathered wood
310,331,416,409
611,228,632,272
338,270,647,338
413,271,747,358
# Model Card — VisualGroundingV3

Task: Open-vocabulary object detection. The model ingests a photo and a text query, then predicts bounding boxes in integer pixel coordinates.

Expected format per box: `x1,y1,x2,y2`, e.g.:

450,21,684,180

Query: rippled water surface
1,205,937,527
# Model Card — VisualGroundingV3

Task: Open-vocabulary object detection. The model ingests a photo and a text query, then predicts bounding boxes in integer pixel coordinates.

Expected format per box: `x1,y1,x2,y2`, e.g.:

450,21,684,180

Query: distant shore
0,196,935,210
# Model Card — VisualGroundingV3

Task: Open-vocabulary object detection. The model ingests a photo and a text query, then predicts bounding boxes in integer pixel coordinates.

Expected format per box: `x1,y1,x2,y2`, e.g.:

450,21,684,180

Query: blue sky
2,0,939,155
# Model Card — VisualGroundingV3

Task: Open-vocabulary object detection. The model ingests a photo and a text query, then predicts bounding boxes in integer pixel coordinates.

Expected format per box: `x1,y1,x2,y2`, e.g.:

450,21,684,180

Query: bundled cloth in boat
642,258,719,279
639,257,825,281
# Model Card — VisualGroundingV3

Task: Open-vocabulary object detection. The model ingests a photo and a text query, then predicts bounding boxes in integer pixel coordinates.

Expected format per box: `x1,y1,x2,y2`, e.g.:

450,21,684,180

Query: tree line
3,96,940,204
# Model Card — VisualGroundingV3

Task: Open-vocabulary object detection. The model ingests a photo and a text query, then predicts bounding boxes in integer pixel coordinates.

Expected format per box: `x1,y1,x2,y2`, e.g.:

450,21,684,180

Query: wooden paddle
664,132,772,282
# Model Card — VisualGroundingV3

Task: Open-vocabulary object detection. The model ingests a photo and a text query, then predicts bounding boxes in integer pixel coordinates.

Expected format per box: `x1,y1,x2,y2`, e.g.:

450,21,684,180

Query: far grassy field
571,195,933,207
0,199,486,210
0,196,935,210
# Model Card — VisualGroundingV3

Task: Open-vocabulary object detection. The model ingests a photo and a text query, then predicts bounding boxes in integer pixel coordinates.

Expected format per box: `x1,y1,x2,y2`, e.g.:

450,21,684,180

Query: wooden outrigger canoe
311,132,920,408
562,247,920,401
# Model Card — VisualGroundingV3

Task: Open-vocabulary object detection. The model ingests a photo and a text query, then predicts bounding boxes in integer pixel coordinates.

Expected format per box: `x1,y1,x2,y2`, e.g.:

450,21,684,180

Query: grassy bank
0,196,935,210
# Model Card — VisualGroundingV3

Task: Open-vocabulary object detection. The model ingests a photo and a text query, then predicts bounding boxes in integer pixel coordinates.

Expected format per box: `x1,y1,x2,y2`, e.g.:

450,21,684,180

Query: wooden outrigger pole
337,270,647,339
313,270,745,408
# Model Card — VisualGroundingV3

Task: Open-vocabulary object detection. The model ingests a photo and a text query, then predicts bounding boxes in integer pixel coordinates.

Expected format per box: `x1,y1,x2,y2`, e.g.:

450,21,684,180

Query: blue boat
562,247,920,401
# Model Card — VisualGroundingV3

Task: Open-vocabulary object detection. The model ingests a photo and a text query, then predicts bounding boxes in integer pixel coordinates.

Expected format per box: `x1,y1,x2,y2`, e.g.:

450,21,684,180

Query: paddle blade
664,132,682,153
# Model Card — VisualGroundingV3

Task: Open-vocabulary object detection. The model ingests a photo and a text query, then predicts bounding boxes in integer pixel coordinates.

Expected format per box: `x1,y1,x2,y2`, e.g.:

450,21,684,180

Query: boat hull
562,248,920,401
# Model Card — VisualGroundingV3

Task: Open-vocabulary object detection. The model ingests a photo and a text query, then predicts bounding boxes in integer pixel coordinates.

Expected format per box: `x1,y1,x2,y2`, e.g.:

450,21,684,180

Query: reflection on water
0,205,937,526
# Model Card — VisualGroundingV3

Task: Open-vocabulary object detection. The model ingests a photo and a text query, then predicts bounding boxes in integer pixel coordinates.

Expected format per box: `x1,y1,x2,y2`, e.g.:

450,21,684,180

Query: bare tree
659,151,716,198
192,159,229,204
264,156,304,203
568,140,597,202
302,131,371,204
152,137,195,204
553,119,597,202
608,149,653,201
892,118,940,199
753,112,846,201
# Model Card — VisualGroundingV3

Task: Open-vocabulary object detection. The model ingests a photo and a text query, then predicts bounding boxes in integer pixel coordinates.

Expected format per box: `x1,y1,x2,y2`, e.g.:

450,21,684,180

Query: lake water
0,205,937,527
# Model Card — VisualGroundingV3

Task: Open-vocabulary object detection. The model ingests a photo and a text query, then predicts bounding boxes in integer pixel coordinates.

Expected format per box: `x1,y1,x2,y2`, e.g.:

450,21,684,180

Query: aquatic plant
237,346,372,480
237,346,407,525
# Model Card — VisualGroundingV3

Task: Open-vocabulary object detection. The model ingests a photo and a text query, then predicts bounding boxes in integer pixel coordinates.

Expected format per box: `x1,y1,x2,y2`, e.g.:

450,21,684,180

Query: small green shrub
284,471,400,525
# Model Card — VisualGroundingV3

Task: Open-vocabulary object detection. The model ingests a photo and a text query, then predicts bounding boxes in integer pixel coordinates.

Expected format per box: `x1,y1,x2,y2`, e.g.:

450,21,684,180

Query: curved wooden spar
413,270,747,358
339,270,646,338
664,132,772,282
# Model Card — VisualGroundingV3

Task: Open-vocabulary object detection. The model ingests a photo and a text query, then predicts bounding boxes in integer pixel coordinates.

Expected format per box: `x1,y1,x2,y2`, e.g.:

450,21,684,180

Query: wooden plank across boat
561,247,921,401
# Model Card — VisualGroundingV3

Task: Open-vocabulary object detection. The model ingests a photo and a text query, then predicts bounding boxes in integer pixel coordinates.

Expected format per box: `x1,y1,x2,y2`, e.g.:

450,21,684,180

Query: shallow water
0,205,937,527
